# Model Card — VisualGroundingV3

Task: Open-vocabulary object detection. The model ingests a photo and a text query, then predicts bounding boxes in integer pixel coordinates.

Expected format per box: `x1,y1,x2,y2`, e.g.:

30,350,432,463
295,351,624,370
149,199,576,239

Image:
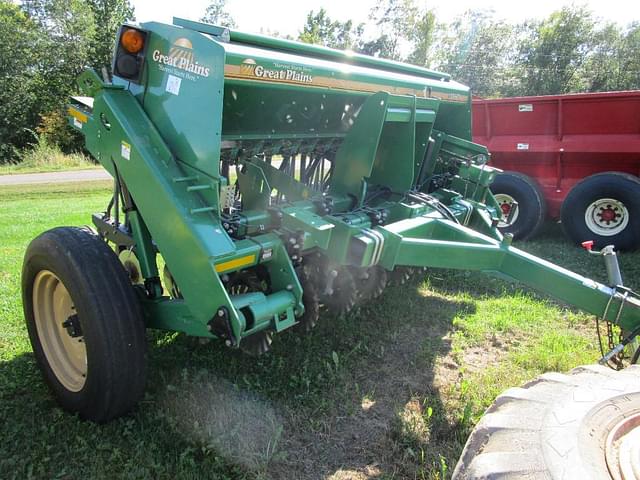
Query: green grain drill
20,18,640,422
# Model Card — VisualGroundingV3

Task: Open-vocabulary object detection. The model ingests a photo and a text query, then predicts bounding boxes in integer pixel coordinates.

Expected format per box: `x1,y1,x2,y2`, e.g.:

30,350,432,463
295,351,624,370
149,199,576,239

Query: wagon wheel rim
585,198,629,237
32,270,87,392
494,193,519,227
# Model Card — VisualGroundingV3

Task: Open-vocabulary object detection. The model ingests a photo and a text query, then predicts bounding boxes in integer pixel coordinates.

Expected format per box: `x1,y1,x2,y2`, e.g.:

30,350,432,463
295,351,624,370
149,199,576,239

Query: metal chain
598,288,631,370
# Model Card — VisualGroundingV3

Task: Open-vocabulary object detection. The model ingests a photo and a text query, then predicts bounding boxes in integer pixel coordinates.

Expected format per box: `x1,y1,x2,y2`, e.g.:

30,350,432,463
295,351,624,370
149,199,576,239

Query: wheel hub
32,270,87,392
600,208,618,223
585,198,629,236
62,314,83,338
605,412,640,480
494,193,519,227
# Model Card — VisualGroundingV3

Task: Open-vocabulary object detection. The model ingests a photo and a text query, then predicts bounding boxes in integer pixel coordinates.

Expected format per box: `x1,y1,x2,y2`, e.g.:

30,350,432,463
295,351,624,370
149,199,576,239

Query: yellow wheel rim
32,270,87,392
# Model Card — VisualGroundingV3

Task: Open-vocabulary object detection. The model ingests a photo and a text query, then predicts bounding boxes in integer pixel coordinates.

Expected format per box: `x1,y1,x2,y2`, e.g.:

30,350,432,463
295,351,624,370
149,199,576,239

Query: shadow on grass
147,280,476,479
1,276,479,479
0,351,248,479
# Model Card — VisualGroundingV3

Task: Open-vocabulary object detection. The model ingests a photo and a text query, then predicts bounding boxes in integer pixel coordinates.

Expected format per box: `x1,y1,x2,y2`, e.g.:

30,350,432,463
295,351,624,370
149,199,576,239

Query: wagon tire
22,227,147,423
491,171,546,240
561,172,640,251
453,364,640,479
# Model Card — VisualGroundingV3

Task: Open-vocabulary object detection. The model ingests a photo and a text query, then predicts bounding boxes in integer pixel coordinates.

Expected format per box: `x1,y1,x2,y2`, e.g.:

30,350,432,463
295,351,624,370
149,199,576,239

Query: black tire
491,172,546,240
561,172,640,251
22,227,147,423
453,365,640,479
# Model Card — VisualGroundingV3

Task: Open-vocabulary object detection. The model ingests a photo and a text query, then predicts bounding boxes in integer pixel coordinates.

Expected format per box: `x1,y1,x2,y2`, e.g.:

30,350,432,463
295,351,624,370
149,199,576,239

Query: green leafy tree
433,10,517,97
0,1,42,161
299,8,364,50
581,22,640,92
86,0,135,73
20,0,95,152
407,9,436,67
616,23,640,90
514,6,595,95
201,0,236,28
368,0,415,60
22,0,95,110
358,34,396,58
363,0,437,63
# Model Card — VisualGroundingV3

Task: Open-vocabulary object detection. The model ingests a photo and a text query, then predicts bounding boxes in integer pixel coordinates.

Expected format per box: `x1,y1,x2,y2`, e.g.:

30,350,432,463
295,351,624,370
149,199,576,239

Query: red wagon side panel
472,91,640,218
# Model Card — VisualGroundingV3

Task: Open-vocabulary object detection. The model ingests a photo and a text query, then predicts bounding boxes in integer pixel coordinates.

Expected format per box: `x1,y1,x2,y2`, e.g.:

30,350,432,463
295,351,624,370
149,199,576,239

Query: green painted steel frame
76,77,304,344
66,18,640,351
376,216,640,332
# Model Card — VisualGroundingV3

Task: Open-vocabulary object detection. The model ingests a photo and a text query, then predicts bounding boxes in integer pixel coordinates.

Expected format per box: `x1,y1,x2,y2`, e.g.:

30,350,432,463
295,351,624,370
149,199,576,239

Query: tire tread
22,227,147,422
453,365,640,479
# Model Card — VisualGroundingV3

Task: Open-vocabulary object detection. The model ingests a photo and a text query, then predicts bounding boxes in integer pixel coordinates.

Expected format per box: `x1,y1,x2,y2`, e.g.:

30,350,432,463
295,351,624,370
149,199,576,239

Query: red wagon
472,90,640,250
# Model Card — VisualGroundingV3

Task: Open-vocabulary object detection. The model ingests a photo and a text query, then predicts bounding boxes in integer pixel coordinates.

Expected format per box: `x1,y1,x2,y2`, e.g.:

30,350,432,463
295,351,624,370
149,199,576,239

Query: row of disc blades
120,249,425,356
230,258,426,356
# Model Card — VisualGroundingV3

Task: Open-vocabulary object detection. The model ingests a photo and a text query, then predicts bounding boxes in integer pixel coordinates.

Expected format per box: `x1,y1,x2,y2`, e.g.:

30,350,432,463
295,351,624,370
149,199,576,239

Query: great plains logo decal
152,38,211,78
240,58,313,84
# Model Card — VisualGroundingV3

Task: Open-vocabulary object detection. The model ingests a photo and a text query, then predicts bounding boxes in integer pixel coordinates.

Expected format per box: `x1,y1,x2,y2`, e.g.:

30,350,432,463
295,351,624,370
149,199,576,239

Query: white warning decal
166,74,182,95
121,141,131,160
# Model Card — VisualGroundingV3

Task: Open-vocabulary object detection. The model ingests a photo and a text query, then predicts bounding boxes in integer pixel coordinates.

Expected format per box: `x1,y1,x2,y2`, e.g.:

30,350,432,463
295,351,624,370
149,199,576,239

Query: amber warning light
121,28,145,54
114,26,147,83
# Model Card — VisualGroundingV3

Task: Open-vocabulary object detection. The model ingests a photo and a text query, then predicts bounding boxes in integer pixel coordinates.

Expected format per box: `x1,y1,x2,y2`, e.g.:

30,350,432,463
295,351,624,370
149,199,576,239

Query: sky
131,0,640,39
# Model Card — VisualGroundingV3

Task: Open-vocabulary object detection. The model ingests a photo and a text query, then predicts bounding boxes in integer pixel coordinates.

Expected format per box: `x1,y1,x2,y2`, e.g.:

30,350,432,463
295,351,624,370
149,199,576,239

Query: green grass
0,142,97,175
1,182,638,479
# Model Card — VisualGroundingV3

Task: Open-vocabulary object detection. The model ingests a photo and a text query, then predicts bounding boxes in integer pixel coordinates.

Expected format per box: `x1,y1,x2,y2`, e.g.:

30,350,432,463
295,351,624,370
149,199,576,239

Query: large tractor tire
491,172,546,241
22,227,147,423
453,365,640,479
561,172,640,251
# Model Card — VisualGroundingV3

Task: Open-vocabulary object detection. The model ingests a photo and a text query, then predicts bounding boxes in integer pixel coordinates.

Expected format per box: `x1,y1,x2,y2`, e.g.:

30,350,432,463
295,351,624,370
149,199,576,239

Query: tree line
1,0,134,162
1,0,638,164
296,2,639,98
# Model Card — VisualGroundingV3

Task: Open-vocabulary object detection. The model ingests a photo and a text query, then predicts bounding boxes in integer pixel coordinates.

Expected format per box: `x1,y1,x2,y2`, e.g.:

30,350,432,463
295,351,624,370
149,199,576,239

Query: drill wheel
410,267,428,282
387,266,413,286
353,266,387,302
293,266,320,335
239,331,273,357
225,270,274,356
323,267,358,316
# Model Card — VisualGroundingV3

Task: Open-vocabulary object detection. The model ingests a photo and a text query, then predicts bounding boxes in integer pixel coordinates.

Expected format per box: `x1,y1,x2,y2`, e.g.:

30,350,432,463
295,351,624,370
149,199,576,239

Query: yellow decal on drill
68,107,88,123
214,254,257,273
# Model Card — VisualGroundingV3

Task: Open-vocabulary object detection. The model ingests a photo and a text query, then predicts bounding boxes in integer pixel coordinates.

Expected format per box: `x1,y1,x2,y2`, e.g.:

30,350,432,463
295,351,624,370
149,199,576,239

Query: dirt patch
268,301,467,479
268,317,513,479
